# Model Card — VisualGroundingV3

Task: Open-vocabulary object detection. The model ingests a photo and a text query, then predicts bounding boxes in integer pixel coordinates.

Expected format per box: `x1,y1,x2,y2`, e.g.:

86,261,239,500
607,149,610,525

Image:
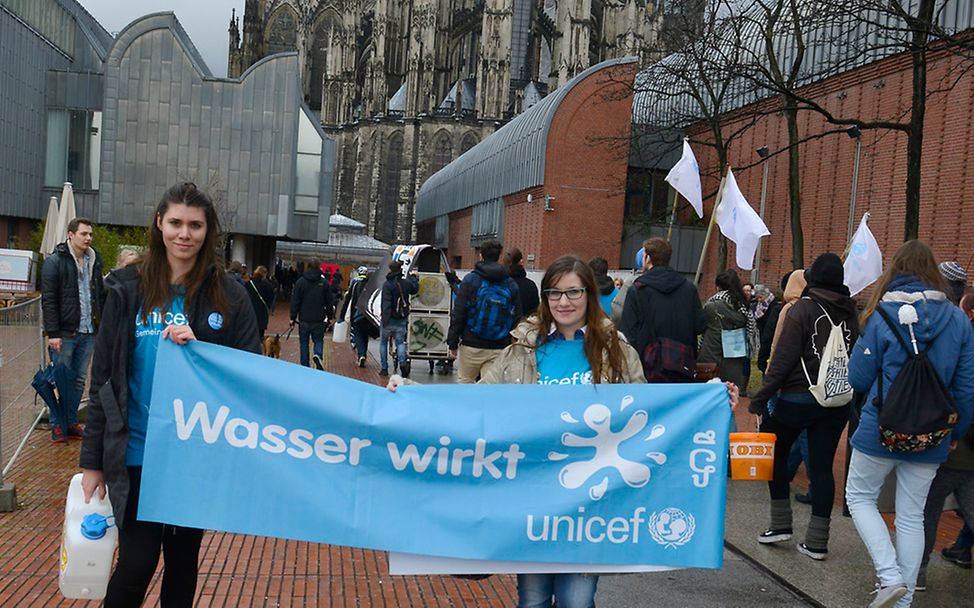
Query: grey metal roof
276,230,390,258
416,56,638,223
329,213,365,229
56,0,112,60
633,0,974,128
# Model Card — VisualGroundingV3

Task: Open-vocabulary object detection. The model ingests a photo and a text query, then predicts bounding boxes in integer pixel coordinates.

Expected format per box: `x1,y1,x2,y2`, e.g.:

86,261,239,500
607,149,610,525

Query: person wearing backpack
447,239,522,384
846,240,974,608
749,253,859,562
379,260,419,377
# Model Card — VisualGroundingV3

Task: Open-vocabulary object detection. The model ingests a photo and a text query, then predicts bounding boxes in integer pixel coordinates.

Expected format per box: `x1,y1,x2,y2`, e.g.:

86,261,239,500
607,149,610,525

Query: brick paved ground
0,305,964,606
0,307,517,607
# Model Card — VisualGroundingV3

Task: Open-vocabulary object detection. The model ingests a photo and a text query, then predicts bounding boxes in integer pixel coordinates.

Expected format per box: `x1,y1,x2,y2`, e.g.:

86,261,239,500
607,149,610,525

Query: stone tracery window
460,132,479,154
310,10,342,111
430,131,452,174
378,132,404,242
266,7,298,55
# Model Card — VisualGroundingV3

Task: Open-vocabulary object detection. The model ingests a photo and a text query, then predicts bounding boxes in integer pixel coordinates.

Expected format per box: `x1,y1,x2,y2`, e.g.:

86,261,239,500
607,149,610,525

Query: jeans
298,321,325,367
380,318,407,372
921,467,974,568
958,523,974,549
105,467,204,607
48,332,94,428
846,449,938,607
787,430,811,482
352,317,371,359
760,400,848,518
516,573,598,608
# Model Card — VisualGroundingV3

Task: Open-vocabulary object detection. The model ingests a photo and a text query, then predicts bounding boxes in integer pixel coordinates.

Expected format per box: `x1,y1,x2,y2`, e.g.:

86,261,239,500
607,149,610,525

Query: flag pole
665,187,679,241
694,171,728,287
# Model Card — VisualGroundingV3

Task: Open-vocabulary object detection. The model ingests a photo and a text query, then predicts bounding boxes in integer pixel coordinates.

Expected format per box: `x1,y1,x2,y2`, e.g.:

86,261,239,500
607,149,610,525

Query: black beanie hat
804,253,849,296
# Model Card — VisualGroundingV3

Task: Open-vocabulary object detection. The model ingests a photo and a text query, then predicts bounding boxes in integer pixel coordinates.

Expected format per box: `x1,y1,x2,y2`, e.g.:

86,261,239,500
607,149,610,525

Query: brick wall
539,63,636,268
503,186,546,270
694,46,974,296
447,208,474,269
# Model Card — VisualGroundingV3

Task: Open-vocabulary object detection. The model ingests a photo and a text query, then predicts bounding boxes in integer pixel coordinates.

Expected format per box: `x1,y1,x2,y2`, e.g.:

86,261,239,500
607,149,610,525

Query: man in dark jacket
289,260,335,369
379,260,419,377
41,217,105,442
448,239,522,384
505,248,539,319
620,237,705,381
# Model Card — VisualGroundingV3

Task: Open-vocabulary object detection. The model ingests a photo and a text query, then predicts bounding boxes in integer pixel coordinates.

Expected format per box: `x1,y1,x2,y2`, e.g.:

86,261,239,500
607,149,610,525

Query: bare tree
736,0,974,241
633,2,764,270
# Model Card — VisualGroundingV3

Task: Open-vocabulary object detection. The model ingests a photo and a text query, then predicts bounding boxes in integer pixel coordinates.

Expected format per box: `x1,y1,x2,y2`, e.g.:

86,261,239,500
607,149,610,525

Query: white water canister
59,473,117,599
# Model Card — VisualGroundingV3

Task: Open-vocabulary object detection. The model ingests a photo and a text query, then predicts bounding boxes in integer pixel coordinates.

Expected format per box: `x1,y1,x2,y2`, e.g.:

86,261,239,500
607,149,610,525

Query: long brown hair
533,255,626,384
861,240,948,325
139,182,228,322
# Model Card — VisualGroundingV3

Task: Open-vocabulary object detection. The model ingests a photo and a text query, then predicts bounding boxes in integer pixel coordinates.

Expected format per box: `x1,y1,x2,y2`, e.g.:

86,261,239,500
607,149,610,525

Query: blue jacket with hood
849,274,974,463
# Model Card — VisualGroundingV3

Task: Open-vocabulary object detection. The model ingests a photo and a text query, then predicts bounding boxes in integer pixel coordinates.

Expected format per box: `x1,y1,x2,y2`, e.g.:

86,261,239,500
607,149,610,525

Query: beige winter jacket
479,317,647,385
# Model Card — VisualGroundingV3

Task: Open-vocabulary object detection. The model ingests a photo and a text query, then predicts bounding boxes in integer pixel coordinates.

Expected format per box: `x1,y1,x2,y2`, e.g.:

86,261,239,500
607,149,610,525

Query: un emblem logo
649,507,696,548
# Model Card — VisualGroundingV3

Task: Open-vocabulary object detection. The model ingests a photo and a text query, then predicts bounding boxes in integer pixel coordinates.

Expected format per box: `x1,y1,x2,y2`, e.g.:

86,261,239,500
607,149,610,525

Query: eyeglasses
543,287,587,301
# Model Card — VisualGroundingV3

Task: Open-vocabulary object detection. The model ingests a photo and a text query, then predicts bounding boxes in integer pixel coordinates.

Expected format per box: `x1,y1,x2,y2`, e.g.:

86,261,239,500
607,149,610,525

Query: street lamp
752,146,771,283
846,125,862,244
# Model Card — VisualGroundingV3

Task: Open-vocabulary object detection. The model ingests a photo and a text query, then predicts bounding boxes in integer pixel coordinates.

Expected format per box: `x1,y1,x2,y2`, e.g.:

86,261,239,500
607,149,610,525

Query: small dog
262,333,281,358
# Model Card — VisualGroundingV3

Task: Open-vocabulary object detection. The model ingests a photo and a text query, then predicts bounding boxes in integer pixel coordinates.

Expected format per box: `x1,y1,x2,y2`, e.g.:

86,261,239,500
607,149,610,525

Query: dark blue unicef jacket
849,275,974,464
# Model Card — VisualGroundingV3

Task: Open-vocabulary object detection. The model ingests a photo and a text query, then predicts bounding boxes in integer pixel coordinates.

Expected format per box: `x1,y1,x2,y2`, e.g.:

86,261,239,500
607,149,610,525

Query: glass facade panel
296,154,320,197
45,110,68,187
45,109,100,189
295,195,318,213
298,109,322,154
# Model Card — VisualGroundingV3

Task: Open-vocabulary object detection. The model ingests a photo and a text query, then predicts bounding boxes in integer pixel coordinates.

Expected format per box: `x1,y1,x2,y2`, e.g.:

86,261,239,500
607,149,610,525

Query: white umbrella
40,196,61,256
54,182,77,244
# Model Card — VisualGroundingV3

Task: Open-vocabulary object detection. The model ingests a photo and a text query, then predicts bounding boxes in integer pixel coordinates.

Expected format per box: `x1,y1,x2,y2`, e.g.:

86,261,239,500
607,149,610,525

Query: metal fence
0,297,46,477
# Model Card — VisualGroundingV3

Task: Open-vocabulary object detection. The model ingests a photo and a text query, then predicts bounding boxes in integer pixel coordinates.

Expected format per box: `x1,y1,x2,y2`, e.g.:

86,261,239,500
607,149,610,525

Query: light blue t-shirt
126,293,188,466
536,337,593,385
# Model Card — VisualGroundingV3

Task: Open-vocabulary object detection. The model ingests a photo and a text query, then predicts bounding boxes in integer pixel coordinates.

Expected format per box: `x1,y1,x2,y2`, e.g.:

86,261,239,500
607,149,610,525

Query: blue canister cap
80,514,110,540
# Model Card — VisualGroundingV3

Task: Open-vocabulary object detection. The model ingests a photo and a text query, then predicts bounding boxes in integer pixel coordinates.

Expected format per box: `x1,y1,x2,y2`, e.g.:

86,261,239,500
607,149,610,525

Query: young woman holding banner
392,255,738,608
79,182,260,607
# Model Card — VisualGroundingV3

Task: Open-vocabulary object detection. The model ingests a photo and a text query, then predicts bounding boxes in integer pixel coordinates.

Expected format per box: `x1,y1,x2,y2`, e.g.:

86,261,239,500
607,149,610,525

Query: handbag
721,327,748,358
695,362,719,382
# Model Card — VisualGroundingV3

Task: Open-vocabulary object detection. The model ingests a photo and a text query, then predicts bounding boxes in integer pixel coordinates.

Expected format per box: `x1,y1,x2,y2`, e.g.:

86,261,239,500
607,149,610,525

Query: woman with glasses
391,254,737,607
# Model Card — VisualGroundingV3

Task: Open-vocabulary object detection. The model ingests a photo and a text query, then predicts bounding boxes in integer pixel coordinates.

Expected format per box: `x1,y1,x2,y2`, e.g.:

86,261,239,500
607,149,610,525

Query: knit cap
939,261,968,283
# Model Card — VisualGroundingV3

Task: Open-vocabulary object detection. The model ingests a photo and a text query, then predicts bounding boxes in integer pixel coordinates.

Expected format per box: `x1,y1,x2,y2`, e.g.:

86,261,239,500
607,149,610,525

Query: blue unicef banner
140,340,731,569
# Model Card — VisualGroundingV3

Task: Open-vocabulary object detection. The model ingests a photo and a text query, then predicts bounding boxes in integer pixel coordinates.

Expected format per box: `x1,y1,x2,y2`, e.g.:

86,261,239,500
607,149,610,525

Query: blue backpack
467,274,517,341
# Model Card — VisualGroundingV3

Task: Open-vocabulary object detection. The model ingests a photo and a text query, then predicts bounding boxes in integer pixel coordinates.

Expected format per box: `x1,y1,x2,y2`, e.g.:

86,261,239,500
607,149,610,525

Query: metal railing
0,297,46,478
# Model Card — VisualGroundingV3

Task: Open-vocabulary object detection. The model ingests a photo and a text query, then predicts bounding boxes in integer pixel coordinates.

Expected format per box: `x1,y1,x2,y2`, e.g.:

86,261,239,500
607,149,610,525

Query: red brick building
416,58,638,271
690,43,974,292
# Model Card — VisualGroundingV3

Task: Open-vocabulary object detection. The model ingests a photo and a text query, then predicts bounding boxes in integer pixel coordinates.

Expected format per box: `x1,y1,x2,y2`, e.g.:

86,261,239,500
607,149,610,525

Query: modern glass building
0,0,334,265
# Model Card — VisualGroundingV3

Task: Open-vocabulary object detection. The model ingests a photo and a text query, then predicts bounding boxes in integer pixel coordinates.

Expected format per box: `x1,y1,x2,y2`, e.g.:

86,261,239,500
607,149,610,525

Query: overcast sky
80,0,245,77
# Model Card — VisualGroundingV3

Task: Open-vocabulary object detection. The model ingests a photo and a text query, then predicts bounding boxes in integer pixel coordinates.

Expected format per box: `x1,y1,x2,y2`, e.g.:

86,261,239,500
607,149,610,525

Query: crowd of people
39,181,972,608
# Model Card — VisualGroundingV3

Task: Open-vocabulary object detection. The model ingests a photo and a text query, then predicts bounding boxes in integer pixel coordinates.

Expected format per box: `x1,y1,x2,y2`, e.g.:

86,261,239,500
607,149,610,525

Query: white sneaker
868,583,907,608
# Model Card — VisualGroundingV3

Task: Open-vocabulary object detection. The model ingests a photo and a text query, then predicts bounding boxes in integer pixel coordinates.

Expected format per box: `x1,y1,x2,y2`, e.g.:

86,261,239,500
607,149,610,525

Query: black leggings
760,400,849,519
104,467,204,608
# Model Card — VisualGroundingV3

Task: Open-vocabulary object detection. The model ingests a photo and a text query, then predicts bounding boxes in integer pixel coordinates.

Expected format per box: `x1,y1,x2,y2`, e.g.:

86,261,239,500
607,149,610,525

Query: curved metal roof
416,56,638,223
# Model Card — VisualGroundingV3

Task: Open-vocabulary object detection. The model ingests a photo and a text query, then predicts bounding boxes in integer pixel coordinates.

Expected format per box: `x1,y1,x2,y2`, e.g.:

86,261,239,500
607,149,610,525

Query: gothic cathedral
229,0,669,243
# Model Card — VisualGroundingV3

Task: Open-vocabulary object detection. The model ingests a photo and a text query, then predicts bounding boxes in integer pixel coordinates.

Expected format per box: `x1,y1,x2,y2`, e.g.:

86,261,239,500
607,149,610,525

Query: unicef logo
207,312,224,330
648,507,696,548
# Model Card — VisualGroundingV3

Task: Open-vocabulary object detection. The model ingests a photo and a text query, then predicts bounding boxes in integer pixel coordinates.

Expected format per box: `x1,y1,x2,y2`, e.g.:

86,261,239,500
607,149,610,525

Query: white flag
714,168,770,270
664,139,704,218
844,213,883,296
